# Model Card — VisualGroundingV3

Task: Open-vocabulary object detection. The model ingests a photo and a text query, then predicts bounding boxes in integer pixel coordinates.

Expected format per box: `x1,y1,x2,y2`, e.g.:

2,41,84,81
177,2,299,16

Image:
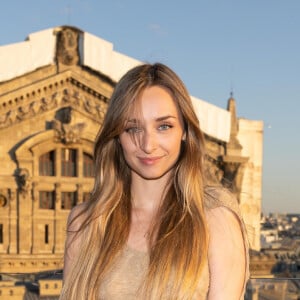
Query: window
0,224,3,244
36,147,94,212
61,149,77,177
45,225,49,244
61,192,77,209
83,153,94,177
39,191,55,209
39,151,55,176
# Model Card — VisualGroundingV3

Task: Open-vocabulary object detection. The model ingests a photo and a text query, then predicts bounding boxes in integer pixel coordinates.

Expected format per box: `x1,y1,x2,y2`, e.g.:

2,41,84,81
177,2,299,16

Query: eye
125,127,143,134
158,123,173,131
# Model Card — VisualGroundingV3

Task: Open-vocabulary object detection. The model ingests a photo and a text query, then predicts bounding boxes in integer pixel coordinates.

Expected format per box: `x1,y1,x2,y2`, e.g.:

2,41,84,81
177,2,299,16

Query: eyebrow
156,115,177,122
127,115,177,123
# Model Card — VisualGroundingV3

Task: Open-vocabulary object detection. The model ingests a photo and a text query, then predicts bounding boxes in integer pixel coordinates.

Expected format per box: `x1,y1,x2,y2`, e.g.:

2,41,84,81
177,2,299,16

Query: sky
0,0,299,214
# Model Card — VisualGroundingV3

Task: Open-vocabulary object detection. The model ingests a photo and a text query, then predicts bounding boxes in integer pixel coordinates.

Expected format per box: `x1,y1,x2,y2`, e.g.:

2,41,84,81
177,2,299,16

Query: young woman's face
119,85,185,181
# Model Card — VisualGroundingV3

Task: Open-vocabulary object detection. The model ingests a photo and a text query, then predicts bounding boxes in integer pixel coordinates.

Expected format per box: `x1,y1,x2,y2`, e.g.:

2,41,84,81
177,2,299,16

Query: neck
130,172,171,213
128,172,171,251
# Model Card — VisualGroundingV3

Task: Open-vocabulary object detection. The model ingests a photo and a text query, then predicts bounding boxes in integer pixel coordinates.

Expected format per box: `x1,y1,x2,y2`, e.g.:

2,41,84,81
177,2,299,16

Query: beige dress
99,187,249,299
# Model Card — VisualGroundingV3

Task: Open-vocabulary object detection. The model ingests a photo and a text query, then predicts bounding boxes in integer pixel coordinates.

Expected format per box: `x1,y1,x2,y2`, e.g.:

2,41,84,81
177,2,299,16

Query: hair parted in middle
61,62,209,300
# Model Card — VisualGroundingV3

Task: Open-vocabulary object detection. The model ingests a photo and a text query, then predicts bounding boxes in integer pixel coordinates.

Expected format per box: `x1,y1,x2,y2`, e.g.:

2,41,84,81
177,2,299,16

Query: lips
138,156,163,165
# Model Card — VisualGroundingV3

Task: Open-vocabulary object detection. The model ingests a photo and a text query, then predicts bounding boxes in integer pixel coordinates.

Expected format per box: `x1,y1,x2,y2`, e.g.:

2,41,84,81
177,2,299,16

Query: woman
60,63,249,299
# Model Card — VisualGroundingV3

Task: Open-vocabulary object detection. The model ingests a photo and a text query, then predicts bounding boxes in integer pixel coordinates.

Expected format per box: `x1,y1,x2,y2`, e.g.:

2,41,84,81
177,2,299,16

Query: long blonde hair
60,63,208,299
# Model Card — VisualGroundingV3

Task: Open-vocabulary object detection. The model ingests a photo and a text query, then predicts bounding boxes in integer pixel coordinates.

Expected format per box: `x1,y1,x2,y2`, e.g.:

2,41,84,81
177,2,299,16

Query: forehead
129,86,181,119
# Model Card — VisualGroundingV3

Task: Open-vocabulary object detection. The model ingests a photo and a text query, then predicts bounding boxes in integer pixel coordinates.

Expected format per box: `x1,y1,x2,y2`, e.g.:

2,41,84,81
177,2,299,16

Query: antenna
229,64,234,98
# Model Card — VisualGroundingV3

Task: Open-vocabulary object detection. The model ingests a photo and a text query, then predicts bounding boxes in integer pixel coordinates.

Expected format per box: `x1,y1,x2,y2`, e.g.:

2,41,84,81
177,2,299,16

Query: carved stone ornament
53,120,86,144
0,87,107,129
204,156,224,185
52,107,86,144
17,168,32,194
0,194,7,207
56,28,79,66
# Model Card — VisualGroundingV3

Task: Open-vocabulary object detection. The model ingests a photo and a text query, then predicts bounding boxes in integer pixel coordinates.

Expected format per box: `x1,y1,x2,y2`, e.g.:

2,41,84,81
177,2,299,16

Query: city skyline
0,0,299,213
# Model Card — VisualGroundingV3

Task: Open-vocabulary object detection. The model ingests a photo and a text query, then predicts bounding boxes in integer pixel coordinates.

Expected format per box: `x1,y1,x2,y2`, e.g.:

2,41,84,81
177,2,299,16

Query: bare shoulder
206,206,242,239
204,188,249,299
204,186,248,265
64,203,88,258
67,202,89,231
204,185,249,250
206,205,240,229
63,202,89,281
204,186,240,214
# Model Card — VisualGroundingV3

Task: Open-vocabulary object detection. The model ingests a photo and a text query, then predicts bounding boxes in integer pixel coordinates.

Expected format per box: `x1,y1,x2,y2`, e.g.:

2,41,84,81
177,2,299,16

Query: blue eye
158,124,173,130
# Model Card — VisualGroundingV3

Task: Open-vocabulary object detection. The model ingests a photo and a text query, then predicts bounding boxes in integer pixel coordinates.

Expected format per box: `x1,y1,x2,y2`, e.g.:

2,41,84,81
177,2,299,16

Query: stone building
0,26,263,274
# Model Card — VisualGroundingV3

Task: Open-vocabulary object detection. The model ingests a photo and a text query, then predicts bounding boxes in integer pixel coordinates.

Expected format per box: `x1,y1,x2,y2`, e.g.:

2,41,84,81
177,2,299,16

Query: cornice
0,70,111,129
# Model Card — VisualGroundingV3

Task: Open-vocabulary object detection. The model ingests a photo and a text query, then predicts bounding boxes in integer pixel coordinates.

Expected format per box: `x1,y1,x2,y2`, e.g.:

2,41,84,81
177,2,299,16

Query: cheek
119,135,135,154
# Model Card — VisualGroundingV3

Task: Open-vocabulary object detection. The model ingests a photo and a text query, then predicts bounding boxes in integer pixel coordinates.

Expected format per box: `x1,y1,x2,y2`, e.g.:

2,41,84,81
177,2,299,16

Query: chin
134,169,174,181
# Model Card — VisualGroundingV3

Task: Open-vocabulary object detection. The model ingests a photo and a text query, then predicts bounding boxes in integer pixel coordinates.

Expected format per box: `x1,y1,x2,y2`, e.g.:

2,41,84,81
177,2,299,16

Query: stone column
8,189,17,254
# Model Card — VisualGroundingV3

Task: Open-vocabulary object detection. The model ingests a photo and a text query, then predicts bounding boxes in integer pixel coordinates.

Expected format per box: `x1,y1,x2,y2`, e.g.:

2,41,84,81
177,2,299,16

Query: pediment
0,67,114,130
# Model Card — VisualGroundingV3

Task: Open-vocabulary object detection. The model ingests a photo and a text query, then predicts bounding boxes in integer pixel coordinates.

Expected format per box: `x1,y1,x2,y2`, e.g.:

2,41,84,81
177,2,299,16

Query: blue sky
1,0,299,213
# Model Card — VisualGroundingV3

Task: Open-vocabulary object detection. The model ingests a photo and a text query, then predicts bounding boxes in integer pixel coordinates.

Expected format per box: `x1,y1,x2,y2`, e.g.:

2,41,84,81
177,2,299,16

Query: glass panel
61,192,77,209
39,151,55,176
83,152,94,177
39,191,55,209
61,149,77,177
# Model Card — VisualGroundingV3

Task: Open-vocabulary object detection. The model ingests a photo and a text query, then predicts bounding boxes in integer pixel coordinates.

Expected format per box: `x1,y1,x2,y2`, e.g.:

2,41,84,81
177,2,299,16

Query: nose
140,130,157,154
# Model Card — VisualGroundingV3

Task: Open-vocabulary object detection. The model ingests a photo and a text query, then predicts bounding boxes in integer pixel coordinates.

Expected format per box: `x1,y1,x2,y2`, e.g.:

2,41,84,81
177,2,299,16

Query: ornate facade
0,26,263,274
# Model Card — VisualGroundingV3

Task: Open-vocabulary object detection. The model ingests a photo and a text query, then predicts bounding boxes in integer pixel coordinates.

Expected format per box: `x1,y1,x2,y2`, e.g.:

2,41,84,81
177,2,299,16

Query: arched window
83,152,94,177
39,151,55,176
37,147,94,210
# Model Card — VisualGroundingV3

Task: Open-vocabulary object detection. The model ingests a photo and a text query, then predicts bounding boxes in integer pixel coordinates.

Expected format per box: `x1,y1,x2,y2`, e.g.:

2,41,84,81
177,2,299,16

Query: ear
182,131,186,141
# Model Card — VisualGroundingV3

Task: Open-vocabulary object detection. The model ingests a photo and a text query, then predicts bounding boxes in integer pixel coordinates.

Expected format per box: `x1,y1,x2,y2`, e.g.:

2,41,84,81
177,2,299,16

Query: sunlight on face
119,85,185,181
